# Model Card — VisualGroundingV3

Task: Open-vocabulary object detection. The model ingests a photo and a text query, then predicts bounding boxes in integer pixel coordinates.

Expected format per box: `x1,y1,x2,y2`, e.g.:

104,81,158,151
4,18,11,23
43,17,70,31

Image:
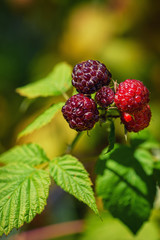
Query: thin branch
11,220,84,240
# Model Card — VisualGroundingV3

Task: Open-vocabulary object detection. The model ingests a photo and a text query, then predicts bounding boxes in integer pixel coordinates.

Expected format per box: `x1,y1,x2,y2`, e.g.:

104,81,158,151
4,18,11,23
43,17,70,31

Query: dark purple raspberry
114,79,150,113
72,60,112,94
120,104,151,132
95,86,114,108
62,94,99,131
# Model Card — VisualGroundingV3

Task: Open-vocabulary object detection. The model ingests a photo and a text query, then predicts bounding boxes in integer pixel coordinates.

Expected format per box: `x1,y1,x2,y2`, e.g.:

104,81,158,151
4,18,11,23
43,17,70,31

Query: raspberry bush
0,61,159,238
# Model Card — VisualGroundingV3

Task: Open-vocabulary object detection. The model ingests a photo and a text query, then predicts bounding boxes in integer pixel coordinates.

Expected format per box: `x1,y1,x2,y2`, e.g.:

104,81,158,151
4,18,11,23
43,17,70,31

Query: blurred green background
0,0,160,239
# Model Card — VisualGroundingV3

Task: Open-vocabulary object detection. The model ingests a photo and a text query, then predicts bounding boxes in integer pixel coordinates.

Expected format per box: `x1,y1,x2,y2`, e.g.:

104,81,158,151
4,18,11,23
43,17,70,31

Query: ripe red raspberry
62,94,99,131
120,105,151,132
72,60,112,94
114,79,149,113
95,86,114,108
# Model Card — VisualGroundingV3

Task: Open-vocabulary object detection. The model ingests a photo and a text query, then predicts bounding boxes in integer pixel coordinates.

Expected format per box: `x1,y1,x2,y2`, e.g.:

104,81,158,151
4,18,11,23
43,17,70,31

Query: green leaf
16,62,72,98
134,149,154,175
96,144,156,234
153,161,160,170
0,143,49,167
18,102,64,138
153,161,160,186
49,154,99,215
0,164,50,236
130,130,160,150
106,120,115,153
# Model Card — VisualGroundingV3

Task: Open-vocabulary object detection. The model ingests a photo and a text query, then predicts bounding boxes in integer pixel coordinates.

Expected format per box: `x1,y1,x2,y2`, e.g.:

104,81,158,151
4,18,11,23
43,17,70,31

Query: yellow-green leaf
16,62,72,98
18,102,64,138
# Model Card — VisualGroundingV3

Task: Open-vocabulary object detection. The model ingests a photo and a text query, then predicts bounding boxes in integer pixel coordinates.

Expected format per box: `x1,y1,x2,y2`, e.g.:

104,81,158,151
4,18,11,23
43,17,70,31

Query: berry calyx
120,104,151,132
62,94,99,131
95,86,114,108
114,79,150,113
72,60,112,94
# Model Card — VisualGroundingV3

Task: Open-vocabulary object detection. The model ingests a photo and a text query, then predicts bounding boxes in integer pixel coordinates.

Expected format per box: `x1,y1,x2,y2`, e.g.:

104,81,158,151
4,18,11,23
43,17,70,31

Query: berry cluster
62,60,151,133
62,60,113,131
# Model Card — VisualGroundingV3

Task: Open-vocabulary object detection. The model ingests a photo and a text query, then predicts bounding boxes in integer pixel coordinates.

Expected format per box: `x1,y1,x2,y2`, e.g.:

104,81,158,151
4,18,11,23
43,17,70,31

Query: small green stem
112,79,119,92
66,132,83,154
124,126,131,145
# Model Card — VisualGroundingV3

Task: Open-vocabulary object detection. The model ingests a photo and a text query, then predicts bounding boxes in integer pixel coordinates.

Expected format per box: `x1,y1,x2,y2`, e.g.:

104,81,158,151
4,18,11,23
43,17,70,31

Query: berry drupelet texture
72,60,112,94
95,86,114,108
62,94,99,131
114,79,150,113
120,104,151,132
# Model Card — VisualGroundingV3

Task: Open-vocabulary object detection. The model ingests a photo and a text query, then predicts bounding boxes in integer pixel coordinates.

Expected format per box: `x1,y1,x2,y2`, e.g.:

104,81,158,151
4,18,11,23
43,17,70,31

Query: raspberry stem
66,132,83,154
124,126,128,142
112,79,119,93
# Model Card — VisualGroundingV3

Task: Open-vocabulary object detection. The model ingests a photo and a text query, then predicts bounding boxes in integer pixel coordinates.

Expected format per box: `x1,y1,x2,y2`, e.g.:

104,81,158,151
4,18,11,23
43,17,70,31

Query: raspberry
114,79,149,113
95,86,114,108
72,60,112,94
62,94,99,131
120,105,151,132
